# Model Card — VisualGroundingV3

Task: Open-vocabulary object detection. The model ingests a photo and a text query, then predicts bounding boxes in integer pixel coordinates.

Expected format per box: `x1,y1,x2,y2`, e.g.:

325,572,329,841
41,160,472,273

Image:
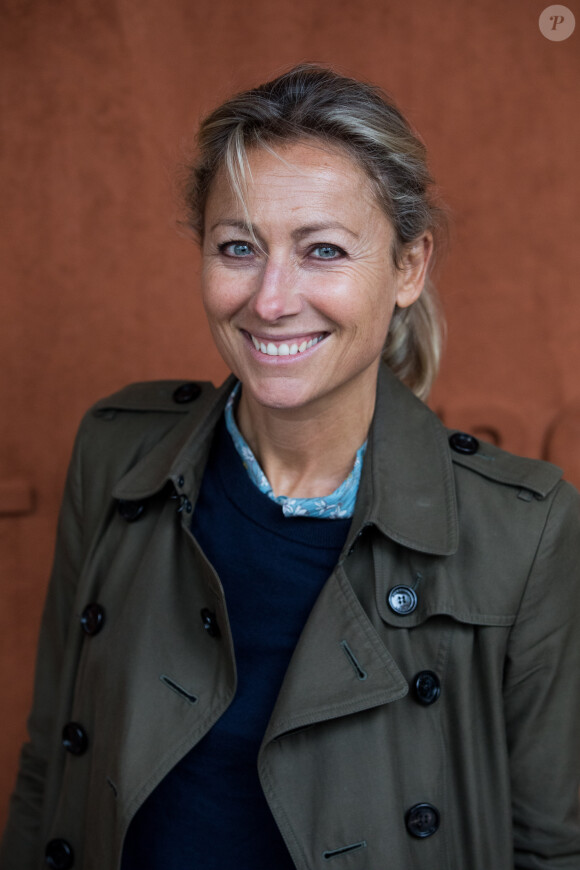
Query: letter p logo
539,5,576,40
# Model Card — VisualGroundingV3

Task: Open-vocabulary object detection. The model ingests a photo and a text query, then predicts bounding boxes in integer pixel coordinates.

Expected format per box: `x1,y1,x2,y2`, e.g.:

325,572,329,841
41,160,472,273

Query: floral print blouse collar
224,383,367,519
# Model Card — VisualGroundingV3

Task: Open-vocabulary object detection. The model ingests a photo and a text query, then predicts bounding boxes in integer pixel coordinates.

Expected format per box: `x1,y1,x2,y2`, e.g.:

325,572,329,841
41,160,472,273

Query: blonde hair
184,64,447,399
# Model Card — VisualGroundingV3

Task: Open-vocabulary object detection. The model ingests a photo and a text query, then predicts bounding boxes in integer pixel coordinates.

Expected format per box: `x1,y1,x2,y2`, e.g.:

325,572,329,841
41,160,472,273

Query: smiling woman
2,64,580,870
200,141,430,497
188,65,446,404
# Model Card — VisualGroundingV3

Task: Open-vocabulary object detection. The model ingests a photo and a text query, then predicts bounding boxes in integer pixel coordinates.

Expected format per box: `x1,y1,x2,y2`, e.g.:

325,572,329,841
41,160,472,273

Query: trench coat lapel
263,563,409,742
264,366,459,740
347,365,459,557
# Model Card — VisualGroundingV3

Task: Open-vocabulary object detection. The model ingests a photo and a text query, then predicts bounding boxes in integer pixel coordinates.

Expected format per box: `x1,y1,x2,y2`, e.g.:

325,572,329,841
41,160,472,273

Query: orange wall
1,0,579,831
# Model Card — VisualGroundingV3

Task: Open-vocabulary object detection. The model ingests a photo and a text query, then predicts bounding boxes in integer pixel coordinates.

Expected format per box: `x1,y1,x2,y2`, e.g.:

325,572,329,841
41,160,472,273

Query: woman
2,64,580,870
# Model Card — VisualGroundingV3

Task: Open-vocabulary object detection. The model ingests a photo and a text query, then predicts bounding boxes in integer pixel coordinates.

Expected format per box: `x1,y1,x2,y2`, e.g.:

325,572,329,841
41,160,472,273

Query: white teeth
250,334,324,356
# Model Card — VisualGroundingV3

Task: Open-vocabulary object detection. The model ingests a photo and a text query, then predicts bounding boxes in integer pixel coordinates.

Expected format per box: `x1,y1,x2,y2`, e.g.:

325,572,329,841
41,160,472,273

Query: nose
251,258,302,322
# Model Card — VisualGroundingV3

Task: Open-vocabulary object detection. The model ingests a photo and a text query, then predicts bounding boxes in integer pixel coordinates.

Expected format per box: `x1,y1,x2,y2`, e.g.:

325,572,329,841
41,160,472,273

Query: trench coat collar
112,373,238,503
113,365,458,556
348,364,459,556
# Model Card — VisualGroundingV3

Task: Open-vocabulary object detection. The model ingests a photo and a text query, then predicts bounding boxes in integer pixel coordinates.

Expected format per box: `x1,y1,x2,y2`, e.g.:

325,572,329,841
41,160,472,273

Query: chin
243,377,319,412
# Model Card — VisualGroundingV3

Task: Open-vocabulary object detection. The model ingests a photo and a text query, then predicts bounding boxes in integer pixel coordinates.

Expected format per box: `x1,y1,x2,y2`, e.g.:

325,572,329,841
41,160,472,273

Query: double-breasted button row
75,605,99,762
405,802,440,838
45,838,74,869
387,590,442,703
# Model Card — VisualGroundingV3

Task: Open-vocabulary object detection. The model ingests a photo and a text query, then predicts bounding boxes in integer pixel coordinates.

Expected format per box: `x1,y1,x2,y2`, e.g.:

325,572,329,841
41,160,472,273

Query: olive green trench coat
2,364,580,870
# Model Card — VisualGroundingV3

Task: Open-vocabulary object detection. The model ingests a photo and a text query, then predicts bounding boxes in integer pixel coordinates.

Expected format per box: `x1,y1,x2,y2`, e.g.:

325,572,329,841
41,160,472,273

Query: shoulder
67,379,225,509
446,429,580,576
74,379,220,462
90,379,218,418
440,430,580,621
447,429,564,501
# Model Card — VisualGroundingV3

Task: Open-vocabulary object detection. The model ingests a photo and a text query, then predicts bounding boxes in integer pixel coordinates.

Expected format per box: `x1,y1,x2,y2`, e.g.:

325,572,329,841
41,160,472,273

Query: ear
395,232,434,309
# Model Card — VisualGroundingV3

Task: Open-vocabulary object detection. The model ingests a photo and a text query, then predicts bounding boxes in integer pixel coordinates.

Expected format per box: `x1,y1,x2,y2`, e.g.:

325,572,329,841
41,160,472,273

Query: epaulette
90,380,217,416
448,430,563,499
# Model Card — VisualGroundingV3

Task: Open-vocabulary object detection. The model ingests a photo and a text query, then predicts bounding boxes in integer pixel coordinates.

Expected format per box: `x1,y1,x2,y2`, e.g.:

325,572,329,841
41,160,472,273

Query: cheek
201,270,246,321
317,270,396,337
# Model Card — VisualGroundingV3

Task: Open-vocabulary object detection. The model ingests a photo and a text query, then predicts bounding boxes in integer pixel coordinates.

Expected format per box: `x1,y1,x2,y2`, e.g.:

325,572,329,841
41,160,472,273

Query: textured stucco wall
1,0,578,832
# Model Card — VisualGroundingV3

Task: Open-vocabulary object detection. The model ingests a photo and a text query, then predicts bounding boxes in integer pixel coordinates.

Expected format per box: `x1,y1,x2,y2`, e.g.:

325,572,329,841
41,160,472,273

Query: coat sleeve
0,421,86,870
503,479,580,869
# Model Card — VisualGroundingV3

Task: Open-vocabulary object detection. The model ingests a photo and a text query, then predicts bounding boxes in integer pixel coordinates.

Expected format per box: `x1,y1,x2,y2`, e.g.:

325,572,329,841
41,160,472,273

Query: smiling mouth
248,332,328,357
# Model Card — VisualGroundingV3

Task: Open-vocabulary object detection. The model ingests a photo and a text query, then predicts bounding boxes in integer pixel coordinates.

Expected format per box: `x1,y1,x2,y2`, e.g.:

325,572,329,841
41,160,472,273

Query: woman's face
201,140,430,417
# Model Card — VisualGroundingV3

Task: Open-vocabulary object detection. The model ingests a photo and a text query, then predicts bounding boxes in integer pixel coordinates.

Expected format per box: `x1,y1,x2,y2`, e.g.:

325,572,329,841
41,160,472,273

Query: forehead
205,139,381,224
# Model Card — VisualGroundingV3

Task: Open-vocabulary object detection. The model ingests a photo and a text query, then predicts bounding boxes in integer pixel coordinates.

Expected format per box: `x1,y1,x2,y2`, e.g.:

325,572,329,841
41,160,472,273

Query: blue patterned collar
224,383,366,519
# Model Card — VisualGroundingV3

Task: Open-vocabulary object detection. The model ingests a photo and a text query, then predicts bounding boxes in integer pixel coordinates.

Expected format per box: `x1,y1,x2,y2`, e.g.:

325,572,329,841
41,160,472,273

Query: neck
236,378,377,499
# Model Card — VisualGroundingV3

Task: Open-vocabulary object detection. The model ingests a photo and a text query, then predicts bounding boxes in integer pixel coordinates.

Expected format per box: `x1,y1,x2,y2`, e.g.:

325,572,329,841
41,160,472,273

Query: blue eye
232,243,252,256
219,241,253,257
312,244,342,259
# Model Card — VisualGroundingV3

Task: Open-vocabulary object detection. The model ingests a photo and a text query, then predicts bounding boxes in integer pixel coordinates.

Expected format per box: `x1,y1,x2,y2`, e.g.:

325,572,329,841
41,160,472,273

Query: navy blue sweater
122,417,350,868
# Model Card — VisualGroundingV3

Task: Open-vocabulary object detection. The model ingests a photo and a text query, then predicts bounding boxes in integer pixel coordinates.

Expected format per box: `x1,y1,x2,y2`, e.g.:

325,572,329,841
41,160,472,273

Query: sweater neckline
224,383,366,520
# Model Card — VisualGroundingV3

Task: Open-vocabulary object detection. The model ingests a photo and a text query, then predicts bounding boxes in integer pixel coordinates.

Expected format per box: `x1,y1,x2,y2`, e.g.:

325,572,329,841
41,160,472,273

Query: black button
177,475,185,488
200,608,220,638
62,722,88,756
449,432,479,455
117,499,145,522
173,382,201,404
175,494,192,514
412,671,441,705
387,585,418,615
45,839,74,869
80,603,105,636
405,803,440,838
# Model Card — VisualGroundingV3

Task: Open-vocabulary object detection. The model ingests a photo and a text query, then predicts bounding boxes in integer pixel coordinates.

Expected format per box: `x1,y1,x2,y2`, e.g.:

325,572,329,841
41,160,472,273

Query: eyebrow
209,219,252,233
209,219,359,240
292,223,359,241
